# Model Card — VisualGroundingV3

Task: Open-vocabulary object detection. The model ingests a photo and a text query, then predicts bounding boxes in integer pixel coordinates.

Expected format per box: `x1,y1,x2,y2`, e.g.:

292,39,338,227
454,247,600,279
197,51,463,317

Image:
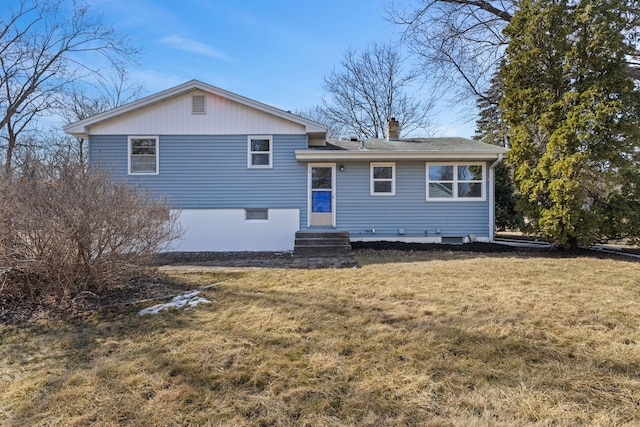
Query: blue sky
93,0,475,137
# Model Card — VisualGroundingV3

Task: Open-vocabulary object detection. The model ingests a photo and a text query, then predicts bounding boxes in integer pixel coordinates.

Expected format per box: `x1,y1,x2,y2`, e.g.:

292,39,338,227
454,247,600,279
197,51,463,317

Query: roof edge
63,79,327,136
295,150,508,161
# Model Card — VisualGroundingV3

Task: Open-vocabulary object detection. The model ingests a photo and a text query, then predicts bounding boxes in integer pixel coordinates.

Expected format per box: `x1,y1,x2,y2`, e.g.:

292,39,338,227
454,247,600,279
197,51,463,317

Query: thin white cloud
430,124,474,138
129,70,185,93
160,35,231,60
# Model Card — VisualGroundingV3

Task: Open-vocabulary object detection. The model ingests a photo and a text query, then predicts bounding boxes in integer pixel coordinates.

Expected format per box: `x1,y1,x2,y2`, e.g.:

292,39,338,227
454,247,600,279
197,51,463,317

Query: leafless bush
0,158,182,300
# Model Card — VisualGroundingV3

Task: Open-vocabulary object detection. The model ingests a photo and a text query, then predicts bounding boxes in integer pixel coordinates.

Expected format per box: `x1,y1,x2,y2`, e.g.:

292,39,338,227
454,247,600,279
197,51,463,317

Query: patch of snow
138,290,211,315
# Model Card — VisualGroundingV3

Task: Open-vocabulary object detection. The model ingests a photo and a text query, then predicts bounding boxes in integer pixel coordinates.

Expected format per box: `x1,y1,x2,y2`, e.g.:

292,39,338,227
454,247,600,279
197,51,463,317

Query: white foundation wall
168,209,300,252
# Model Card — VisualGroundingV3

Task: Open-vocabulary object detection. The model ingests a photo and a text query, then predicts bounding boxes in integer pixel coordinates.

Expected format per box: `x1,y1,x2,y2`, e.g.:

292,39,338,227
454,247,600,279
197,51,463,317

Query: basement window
245,208,269,221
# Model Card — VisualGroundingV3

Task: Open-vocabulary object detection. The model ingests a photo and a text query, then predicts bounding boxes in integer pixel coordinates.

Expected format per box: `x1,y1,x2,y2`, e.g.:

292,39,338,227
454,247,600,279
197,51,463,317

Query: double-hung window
248,136,272,168
426,163,484,200
129,136,158,174
370,162,395,195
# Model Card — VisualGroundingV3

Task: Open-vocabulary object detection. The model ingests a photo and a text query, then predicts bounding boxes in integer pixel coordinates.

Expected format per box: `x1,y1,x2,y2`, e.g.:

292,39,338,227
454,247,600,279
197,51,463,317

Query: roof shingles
325,137,506,153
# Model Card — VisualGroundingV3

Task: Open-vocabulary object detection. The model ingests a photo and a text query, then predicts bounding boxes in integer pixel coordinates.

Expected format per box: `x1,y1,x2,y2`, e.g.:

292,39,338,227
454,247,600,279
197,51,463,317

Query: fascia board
295,150,507,161
63,80,327,136
63,81,200,135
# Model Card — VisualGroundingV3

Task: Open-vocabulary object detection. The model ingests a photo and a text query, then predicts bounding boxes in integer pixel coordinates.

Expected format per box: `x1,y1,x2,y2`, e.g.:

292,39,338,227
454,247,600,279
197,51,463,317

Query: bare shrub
0,158,182,300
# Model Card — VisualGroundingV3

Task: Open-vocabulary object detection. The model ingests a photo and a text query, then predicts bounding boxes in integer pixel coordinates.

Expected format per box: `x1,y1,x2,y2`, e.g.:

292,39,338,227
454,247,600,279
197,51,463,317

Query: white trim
64,80,327,138
128,136,159,175
247,135,273,169
426,162,485,202
307,163,336,227
295,150,505,161
350,236,491,243
370,162,396,196
351,236,442,243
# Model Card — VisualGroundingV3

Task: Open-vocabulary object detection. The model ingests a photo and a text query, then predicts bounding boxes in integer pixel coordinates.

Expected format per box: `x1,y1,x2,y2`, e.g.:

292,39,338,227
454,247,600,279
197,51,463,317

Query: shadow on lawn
2,270,638,425
0,270,247,325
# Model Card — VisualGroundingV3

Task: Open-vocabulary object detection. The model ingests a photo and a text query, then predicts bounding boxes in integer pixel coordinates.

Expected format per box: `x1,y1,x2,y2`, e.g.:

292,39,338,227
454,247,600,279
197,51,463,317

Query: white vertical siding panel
90,91,305,135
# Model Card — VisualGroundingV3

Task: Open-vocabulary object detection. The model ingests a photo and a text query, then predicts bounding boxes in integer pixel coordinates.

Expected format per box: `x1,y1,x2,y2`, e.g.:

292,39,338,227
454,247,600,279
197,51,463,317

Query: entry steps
293,231,352,256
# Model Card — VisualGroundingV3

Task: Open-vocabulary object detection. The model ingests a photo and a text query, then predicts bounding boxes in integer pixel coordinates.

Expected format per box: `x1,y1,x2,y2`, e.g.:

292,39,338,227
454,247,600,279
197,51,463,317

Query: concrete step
293,245,353,256
295,238,350,246
295,231,350,239
294,231,352,256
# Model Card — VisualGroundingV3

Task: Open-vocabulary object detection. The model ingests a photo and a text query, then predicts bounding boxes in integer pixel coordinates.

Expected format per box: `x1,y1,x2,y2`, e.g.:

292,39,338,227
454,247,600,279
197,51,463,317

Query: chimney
387,117,400,141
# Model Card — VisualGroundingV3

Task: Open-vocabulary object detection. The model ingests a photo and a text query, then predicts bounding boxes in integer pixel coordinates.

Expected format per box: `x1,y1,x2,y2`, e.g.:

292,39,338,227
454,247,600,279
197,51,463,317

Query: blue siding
91,135,492,238
90,135,308,214
329,161,491,238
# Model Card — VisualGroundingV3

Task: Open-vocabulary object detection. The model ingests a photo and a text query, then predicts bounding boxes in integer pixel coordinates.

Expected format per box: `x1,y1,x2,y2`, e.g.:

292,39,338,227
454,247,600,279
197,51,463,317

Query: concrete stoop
294,230,352,256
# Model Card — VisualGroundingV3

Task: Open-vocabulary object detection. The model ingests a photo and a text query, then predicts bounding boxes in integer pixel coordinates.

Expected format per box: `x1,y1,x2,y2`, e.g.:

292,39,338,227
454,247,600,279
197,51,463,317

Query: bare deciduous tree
58,68,145,165
389,0,515,104
389,0,639,103
321,42,436,139
0,0,138,172
294,106,343,139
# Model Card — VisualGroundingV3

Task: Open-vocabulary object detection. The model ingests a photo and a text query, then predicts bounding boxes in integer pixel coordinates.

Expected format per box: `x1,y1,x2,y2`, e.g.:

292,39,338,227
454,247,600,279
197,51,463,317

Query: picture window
426,163,484,200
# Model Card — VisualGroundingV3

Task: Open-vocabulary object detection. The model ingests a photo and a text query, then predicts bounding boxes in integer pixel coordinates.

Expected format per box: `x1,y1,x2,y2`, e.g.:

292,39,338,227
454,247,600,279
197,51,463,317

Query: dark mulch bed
353,240,640,259
353,241,529,253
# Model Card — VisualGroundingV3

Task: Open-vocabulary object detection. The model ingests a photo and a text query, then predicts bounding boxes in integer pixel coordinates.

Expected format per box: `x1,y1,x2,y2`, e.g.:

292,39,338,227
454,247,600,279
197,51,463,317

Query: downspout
488,154,504,242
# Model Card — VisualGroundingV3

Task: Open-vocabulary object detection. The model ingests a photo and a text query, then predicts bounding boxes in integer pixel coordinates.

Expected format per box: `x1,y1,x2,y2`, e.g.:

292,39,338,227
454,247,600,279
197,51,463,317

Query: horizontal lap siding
334,161,491,238
90,135,307,214
91,136,492,238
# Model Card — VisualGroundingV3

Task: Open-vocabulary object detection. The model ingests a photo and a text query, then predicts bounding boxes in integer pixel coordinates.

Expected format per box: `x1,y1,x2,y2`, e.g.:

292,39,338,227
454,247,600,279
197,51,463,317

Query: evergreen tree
501,0,640,249
493,162,521,231
474,71,522,230
475,72,510,148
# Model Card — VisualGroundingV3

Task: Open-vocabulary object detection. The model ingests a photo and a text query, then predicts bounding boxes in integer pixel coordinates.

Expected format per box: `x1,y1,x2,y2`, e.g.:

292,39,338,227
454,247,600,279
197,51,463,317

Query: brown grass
1,251,639,426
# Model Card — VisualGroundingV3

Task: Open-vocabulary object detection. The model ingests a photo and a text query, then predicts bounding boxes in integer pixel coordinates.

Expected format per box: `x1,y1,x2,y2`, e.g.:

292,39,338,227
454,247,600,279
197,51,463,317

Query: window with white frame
370,162,395,195
248,136,272,168
426,163,484,200
129,136,158,174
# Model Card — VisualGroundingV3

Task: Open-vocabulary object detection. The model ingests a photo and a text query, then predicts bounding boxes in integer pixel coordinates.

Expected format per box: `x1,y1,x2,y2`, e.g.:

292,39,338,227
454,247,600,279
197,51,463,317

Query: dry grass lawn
1,250,639,426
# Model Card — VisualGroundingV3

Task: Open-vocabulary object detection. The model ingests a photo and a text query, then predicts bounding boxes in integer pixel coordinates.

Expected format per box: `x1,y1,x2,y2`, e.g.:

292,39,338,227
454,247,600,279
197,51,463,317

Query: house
64,80,508,252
